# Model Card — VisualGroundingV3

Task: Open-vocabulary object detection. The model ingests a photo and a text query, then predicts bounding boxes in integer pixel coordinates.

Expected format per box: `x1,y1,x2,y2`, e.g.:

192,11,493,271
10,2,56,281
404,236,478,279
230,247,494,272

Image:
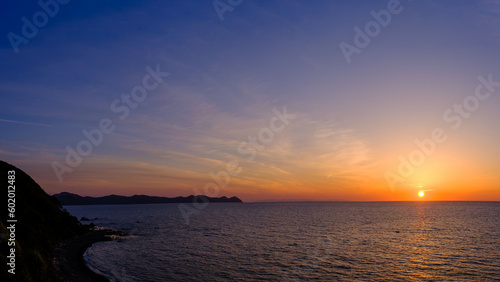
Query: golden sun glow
418,191,425,198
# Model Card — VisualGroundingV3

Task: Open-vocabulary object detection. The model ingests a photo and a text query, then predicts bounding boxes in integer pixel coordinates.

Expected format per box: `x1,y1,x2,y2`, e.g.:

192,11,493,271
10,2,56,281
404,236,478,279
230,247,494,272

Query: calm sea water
64,202,500,281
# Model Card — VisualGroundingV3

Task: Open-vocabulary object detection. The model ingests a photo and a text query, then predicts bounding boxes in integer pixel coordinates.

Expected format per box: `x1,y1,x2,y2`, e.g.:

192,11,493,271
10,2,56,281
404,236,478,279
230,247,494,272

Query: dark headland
0,160,106,281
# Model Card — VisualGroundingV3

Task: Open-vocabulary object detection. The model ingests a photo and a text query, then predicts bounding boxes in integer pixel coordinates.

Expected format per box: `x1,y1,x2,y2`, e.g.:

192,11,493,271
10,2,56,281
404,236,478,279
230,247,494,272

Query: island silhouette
54,192,243,205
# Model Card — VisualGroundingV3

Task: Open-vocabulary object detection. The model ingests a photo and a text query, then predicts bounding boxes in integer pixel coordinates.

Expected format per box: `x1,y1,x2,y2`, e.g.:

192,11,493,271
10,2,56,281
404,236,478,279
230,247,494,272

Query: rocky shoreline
53,229,121,282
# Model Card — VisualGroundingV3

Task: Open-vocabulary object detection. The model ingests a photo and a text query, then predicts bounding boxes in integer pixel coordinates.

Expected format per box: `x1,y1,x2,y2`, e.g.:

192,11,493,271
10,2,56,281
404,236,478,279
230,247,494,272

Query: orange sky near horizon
11,135,500,203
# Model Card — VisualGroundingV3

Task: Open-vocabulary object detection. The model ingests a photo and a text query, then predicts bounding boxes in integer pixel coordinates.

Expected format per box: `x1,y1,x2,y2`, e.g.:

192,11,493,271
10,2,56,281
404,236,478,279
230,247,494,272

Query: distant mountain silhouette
54,192,243,205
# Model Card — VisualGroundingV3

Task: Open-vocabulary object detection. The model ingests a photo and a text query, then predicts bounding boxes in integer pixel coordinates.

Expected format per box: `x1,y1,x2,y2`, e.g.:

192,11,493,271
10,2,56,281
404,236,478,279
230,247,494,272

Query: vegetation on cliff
0,160,89,281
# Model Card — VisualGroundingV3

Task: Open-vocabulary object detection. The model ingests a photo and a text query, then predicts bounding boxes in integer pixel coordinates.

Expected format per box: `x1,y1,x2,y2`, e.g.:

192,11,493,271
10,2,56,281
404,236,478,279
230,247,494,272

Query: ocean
64,202,500,281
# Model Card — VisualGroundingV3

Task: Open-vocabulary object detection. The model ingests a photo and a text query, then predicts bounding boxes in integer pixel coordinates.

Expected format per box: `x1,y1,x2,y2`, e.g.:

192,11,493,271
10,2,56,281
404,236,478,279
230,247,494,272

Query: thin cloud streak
0,118,52,128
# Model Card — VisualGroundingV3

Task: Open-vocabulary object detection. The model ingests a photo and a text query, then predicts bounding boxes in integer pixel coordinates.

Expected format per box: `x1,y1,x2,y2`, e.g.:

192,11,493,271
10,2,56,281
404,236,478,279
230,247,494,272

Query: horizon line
52,192,500,203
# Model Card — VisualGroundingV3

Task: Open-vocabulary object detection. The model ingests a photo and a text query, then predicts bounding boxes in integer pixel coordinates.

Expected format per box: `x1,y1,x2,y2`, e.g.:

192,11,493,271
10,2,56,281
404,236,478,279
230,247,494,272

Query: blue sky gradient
1,0,500,201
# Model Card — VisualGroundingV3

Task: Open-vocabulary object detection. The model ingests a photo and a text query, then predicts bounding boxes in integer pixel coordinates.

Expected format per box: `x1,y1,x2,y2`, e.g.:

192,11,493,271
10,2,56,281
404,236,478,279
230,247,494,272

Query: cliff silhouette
0,160,90,281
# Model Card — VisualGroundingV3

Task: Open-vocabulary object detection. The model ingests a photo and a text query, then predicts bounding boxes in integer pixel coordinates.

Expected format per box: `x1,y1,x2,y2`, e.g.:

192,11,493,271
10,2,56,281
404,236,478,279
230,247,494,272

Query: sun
418,191,425,198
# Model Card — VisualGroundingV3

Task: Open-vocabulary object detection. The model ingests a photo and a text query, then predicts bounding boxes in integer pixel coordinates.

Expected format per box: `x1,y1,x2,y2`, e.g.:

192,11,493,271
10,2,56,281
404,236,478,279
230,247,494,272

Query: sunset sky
1,0,500,202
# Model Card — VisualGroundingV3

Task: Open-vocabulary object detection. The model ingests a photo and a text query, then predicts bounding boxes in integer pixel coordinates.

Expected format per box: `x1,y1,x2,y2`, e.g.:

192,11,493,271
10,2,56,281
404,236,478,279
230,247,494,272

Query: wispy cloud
0,118,52,127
